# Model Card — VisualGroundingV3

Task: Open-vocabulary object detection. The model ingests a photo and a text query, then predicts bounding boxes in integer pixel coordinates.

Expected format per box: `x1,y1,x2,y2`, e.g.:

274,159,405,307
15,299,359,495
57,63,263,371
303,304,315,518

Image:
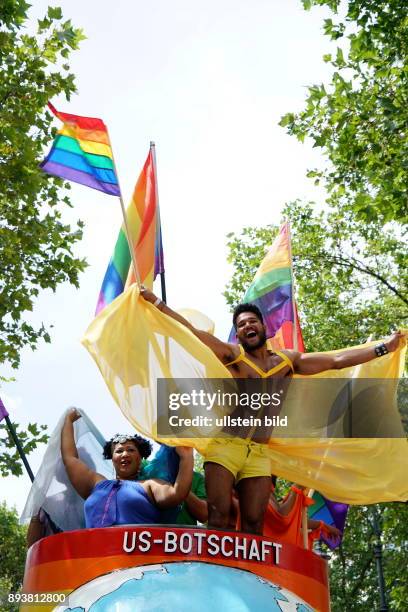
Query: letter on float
234,537,248,560
138,530,151,552
273,542,282,565
248,539,261,561
207,534,220,556
164,531,178,553
193,532,206,555
261,541,273,562
220,535,234,557
179,533,193,554
123,531,136,553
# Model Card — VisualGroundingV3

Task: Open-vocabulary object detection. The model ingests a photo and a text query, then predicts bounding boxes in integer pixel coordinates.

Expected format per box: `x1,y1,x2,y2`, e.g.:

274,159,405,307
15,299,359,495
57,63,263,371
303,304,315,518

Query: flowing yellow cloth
82,285,407,505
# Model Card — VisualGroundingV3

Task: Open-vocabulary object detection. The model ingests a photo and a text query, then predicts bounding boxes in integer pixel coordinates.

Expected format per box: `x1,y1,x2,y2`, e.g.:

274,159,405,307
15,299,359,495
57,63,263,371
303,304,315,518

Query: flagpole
150,141,167,303
0,398,34,482
108,132,142,289
287,222,311,544
286,220,299,351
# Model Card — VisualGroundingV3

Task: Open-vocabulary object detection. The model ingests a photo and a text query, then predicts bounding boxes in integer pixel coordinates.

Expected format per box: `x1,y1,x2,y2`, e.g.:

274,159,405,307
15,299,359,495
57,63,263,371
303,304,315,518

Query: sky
1,0,334,513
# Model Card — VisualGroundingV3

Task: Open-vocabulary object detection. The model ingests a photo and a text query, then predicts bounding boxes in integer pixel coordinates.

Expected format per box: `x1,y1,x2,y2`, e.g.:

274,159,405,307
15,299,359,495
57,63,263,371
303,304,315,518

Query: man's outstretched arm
140,287,236,364
291,331,405,376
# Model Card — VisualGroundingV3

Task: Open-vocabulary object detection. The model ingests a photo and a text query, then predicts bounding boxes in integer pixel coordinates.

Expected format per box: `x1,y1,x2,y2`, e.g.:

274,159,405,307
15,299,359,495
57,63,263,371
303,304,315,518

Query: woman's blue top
84,479,160,528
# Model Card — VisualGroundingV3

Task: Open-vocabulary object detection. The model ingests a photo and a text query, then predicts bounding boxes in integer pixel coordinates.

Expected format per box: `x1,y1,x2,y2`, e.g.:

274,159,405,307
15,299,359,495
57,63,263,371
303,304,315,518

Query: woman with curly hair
61,409,193,528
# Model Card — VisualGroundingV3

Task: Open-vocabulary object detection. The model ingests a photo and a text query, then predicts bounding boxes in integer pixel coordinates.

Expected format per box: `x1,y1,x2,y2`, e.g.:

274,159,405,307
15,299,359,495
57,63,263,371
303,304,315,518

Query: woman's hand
67,407,81,423
175,446,193,459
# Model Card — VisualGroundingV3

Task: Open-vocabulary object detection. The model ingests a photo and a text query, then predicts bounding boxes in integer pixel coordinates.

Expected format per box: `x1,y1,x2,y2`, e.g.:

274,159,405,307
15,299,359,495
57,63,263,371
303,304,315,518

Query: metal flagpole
286,219,299,352
0,397,34,482
150,141,167,303
107,131,142,289
286,220,310,546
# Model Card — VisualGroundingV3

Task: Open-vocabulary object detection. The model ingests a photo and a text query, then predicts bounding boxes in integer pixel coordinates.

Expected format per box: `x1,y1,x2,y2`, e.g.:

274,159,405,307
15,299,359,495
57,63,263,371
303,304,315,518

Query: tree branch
350,553,374,599
298,252,408,305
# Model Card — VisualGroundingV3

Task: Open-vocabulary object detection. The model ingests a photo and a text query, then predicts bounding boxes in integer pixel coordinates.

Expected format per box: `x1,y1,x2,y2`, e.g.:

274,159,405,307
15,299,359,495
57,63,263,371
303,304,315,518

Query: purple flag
0,397,9,422
308,490,349,549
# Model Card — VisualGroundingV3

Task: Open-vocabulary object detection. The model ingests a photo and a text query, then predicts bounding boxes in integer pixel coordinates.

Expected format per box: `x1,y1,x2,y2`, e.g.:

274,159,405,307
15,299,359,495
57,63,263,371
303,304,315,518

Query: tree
0,419,48,477
0,502,27,612
329,503,408,611
280,0,408,224
0,1,85,473
0,1,86,369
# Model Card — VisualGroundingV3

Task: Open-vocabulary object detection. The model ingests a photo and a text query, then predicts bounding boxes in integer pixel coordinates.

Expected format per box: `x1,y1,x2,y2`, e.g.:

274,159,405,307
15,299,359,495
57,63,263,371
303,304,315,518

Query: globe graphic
56,562,315,611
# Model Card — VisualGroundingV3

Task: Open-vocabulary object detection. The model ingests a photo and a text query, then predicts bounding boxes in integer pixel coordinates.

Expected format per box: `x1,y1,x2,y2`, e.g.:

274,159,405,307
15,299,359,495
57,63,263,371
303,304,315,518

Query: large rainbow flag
229,222,305,350
40,103,120,196
96,146,164,314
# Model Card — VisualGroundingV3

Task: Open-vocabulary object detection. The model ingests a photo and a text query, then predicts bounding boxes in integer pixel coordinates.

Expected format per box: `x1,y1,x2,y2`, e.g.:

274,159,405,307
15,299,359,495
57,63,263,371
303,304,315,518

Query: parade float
21,525,329,611
15,105,406,612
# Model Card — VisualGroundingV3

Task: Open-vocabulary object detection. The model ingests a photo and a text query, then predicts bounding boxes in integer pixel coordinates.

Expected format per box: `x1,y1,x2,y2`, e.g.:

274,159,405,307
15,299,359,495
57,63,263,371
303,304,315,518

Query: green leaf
47,6,63,20
279,112,295,128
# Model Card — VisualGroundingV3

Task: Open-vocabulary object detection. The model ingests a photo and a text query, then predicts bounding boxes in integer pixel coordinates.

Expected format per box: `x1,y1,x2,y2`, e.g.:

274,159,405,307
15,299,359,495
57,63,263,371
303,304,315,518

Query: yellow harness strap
273,350,295,374
225,345,294,376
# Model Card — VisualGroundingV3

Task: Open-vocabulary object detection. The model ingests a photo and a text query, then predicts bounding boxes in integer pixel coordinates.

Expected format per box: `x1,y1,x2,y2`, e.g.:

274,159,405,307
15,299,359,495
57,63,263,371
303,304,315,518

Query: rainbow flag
229,222,305,350
308,491,348,550
40,103,120,196
96,147,164,314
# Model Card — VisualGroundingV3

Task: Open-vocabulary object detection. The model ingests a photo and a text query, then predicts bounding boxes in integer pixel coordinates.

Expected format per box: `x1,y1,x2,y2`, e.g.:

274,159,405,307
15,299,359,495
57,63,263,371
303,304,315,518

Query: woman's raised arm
149,447,194,509
61,409,104,499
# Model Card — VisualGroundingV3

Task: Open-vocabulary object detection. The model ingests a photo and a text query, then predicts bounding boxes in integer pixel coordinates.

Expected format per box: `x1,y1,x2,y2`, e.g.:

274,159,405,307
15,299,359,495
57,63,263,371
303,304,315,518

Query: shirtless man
141,289,403,534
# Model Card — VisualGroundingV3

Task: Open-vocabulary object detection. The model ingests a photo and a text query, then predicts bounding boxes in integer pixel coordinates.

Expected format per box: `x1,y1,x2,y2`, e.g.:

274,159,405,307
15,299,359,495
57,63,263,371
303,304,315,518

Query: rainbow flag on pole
40,103,120,196
96,146,164,314
229,222,305,350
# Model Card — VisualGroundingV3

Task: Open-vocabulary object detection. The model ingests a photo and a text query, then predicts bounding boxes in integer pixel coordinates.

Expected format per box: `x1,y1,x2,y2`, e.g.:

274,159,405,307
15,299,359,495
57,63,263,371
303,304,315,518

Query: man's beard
240,329,267,353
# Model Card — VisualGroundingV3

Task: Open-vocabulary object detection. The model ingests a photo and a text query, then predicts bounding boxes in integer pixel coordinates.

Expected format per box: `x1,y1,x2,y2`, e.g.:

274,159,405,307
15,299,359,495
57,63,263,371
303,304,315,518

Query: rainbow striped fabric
308,491,348,549
40,103,120,196
229,222,305,350
95,147,164,314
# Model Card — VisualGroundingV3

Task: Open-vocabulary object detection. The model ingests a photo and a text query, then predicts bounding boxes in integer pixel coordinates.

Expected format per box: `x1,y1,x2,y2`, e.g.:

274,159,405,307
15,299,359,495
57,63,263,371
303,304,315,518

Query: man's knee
241,514,264,535
206,490,232,527
207,503,230,528
240,500,266,534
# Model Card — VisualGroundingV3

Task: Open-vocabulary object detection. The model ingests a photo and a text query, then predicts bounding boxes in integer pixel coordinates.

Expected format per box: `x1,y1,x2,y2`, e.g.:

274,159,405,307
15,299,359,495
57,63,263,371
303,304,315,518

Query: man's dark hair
232,303,264,330
103,435,153,460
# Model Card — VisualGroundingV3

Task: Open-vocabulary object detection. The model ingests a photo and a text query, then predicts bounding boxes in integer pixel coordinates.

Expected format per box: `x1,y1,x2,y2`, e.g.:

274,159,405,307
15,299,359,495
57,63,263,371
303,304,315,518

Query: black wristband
374,342,388,357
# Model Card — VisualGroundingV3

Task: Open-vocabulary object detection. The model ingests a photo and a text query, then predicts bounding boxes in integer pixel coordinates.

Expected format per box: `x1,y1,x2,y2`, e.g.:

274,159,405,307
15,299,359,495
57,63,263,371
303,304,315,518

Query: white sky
1,0,334,513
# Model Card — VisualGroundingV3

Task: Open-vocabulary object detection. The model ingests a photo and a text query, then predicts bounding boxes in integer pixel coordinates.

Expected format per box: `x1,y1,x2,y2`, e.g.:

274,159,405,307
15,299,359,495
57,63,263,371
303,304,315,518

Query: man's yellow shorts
204,438,270,483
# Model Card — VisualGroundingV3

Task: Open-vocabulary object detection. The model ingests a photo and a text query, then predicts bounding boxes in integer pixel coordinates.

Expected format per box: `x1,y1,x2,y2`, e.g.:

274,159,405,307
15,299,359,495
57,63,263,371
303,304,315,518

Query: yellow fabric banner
82,285,407,505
